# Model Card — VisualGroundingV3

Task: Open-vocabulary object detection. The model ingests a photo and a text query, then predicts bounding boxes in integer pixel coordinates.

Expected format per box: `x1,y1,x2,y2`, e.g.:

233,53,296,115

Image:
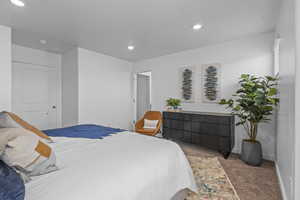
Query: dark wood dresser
162,111,235,158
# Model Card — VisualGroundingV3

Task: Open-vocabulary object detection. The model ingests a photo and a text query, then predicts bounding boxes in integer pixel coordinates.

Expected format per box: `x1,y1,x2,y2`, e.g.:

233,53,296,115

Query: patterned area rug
186,156,240,200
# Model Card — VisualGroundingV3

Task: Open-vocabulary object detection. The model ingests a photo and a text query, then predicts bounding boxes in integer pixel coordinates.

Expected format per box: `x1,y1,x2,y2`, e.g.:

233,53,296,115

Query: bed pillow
0,160,25,200
0,128,57,180
143,119,159,129
0,111,53,142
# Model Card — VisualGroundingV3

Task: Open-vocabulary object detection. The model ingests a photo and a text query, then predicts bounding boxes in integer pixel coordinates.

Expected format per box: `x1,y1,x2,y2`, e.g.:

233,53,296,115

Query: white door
12,62,59,130
136,74,151,120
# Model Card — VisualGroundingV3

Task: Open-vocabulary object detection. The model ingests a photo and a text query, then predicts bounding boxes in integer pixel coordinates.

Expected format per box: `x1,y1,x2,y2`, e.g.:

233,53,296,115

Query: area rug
186,156,240,200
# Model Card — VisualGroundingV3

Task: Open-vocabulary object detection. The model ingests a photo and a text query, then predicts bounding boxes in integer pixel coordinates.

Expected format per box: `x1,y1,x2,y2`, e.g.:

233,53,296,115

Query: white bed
25,131,197,200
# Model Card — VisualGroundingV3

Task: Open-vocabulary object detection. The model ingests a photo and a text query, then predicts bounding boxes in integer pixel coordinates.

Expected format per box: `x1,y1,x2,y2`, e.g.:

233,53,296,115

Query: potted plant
219,74,279,166
166,98,182,111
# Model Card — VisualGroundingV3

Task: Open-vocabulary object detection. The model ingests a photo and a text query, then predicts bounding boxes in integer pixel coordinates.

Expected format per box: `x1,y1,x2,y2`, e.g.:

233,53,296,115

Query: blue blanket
0,160,25,200
44,124,125,139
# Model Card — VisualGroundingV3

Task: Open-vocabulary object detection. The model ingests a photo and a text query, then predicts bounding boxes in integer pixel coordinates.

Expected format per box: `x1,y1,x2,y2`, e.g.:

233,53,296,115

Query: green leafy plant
166,98,181,109
219,74,279,142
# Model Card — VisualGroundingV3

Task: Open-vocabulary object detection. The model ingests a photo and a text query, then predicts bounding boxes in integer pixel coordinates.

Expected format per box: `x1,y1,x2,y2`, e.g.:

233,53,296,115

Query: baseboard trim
275,163,288,200
262,154,275,161
232,148,275,161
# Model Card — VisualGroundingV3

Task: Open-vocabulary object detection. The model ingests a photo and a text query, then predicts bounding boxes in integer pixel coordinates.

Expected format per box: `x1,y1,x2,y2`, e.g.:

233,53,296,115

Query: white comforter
25,131,197,200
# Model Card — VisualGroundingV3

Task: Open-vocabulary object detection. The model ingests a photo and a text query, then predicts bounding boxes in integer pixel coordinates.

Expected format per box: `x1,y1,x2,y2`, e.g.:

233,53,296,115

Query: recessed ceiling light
10,0,25,7
128,45,135,51
193,24,203,31
40,40,47,44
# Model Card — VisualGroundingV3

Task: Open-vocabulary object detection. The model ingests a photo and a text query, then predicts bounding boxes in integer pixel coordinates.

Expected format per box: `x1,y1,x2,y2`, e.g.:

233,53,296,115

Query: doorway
12,62,60,130
135,71,152,121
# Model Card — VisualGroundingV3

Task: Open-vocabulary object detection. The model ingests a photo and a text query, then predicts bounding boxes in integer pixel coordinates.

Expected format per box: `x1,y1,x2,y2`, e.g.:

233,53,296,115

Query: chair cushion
0,160,25,200
143,119,159,129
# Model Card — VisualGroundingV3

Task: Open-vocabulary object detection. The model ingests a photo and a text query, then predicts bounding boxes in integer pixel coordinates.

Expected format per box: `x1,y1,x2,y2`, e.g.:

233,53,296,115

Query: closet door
12,62,58,130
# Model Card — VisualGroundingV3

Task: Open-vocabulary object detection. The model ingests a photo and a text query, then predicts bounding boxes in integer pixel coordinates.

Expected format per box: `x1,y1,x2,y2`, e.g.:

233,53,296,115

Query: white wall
62,48,78,127
276,0,296,199
0,25,11,111
12,44,62,127
78,48,133,130
133,32,275,160
294,1,300,199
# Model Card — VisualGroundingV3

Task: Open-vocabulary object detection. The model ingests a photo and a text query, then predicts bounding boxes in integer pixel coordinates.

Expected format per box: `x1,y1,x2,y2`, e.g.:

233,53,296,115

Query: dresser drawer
163,127,185,139
163,119,184,129
162,128,172,138
191,122,219,135
183,114,195,121
163,119,171,128
191,134,220,151
184,121,192,131
163,112,184,120
182,131,191,143
191,115,231,125
191,133,201,144
191,122,231,136
172,129,184,140
172,120,184,130
219,137,231,152
218,125,231,137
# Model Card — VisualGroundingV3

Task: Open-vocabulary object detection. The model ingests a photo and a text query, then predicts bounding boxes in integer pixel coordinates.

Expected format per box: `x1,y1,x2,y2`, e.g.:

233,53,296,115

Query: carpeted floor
177,141,282,200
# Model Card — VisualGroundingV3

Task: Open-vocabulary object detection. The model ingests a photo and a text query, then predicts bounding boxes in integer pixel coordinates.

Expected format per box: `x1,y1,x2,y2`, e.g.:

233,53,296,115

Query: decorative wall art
179,66,195,103
201,63,221,103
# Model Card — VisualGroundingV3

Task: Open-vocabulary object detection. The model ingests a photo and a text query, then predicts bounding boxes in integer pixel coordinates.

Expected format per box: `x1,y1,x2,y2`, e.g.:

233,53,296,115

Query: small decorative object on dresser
162,111,235,158
219,74,279,166
166,98,182,111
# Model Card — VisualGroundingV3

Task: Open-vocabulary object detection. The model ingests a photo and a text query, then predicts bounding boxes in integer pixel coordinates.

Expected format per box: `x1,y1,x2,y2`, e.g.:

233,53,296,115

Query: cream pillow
0,128,57,180
143,119,159,129
0,111,53,143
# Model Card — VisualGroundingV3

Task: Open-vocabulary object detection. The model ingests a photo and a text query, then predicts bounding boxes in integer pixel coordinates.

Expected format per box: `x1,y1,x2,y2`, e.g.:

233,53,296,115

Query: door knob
52,106,56,109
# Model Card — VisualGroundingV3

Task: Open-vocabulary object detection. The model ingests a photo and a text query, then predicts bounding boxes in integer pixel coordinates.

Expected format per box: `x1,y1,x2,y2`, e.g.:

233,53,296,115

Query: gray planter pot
241,140,263,166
